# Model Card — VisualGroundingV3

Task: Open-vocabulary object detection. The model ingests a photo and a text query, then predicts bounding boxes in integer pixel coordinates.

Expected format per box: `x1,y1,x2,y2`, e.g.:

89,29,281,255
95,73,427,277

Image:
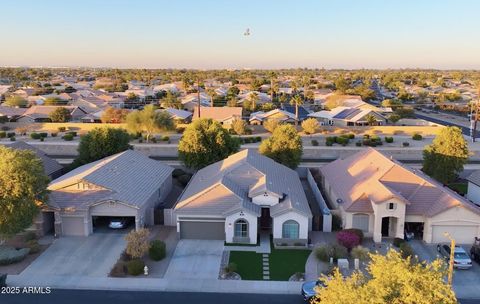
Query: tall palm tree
249,92,259,112
268,71,277,102
206,88,216,107
290,94,304,127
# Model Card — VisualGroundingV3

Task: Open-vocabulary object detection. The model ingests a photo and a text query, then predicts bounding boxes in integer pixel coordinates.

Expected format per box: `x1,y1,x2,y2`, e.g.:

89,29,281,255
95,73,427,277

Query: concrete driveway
21,233,126,277
164,240,224,279
410,240,480,299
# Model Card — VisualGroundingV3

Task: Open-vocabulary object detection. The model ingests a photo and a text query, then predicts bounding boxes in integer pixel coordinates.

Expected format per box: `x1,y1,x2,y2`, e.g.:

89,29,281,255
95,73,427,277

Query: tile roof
48,150,173,208
175,149,312,218
5,141,63,178
0,106,27,117
193,107,242,122
320,148,480,217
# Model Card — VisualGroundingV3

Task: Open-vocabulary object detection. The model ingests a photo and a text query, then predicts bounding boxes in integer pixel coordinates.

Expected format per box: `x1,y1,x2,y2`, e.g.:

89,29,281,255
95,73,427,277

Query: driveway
164,240,224,279
410,240,480,299
21,233,126,277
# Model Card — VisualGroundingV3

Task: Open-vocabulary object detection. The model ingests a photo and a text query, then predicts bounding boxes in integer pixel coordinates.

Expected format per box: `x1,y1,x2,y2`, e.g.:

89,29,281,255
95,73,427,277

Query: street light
444,232,455,285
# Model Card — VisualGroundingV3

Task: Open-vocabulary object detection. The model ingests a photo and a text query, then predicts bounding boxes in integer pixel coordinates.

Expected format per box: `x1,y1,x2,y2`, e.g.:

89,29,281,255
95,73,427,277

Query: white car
437,244,473,269
108,218,128,229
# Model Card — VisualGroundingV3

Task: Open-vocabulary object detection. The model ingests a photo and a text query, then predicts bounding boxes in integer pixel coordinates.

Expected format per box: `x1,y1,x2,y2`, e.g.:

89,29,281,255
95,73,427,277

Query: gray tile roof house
4,141,63,179
47,150,173,236
174,149,312,245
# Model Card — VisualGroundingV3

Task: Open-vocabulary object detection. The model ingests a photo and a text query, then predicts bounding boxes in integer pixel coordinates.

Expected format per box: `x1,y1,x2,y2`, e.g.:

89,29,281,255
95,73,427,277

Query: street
0,289,303,304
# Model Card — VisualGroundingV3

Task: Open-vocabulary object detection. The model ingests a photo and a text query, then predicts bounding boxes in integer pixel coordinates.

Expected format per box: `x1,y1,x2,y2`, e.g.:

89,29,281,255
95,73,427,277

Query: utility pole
197,76,201,119
444,232,455,285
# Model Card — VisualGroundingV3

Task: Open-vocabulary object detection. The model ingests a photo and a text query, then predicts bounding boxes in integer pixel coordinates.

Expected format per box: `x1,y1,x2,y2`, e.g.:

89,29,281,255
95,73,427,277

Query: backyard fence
307,169,332,232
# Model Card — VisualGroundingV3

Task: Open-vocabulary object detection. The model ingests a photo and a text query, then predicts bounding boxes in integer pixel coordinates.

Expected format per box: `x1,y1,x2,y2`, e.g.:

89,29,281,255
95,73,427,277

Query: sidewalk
7,274,302,294
225,233,271,254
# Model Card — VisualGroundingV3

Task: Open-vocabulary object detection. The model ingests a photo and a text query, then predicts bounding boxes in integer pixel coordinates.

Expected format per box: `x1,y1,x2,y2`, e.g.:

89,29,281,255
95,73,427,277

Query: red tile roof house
16,105,87,123
320,148,480,244
193,106,243,125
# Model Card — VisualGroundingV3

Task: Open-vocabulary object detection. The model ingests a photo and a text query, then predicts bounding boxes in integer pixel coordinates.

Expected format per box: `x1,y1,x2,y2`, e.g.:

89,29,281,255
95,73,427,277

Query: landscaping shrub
385,136,394,143
39,132,48,138
178,174,192,186
347,133,355,139
351,245,370,261
342,228,364,243
255,136,262,142
0,247,30,265
110,261,126,277
325,140,333,147
24,231,37,242
151,137,157,143
51,132,58,137
7,132,15,138
245,128,253,135
314,244,348,262
311,139,319,146
62,134,74,141
355,141,362,147
336,136,349,146
399,242,414,259
127,259,145,276
402,142,410,147
314,244,330,262
0,273,6,288
363,134,370,139
393,237,406,248
224,262,237,274
162,136,170,141
0,131,5,138
26,240,41,254
9,137,15,141
67,131,77,137
149,240,166,261
412,133,422,140
30,132,41,140
40,137,44,142
172,168,186,178
336,230,361,250
58,126,66,132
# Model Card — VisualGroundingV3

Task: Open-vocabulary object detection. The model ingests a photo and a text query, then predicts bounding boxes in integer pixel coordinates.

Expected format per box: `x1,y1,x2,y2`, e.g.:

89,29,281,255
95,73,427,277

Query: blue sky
1,0,480,69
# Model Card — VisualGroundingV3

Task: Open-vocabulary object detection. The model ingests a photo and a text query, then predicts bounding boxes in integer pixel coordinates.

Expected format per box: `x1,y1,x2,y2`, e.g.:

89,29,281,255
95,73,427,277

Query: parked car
437,244,473,269
470,237,480,262
108,218,129,229
302,280,323,302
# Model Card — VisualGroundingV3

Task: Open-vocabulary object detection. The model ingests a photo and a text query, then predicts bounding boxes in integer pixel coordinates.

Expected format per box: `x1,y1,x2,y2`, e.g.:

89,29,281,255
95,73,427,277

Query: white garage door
431,225,478,244
352,214,369,232
62,216,86,236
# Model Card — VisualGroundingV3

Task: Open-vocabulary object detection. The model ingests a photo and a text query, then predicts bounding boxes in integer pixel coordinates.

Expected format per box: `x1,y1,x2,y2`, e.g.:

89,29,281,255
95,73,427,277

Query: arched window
282,220,299,239
234,219,248,238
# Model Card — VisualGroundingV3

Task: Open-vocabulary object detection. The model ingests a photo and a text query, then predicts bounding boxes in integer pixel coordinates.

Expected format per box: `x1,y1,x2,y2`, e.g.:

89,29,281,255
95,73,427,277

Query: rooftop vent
337,198,344,204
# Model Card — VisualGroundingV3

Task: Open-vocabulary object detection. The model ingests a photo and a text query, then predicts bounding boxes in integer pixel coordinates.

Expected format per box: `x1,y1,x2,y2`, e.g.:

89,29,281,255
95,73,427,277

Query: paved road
415,113,472,136
0,289,303,304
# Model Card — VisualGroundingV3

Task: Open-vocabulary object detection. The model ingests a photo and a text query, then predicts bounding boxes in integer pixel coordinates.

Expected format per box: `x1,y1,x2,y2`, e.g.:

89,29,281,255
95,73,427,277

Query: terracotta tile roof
193,107,242,122
320,148,480,217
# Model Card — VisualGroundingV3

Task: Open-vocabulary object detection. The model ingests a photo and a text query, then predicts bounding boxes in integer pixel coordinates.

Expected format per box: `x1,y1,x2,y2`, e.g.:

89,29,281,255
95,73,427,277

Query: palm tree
365,114,377,126
290,95,304,127
268,71,277,102
249,92,259,112
206,88,216,107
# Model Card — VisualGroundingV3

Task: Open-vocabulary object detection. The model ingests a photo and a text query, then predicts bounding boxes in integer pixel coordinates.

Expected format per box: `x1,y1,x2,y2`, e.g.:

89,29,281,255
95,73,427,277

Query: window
387,203,396,210
282,220,299,239
234,219,248,238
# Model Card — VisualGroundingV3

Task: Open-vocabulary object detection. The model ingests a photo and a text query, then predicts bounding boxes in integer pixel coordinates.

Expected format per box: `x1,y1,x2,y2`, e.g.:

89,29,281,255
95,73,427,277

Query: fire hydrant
144,266,149,276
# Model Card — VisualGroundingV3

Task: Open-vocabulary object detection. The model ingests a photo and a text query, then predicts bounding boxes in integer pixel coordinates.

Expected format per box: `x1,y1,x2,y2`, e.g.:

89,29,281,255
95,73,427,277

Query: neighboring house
46,150,173,236
193,106,242,125
173,149,312,245
249,109,296,125
153,83,180,93
238,91,271,105
181,93,211,111
320,148,480,244
17,106,87,122
467,171,480,205
0,105,27,121
308,106,387,126
3,141,64,237
281,105,311,121
163,108,193,123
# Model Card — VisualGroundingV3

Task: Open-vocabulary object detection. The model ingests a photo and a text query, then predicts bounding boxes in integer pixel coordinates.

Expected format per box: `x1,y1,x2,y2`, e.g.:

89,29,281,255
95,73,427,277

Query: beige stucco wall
272,211,309,240
225,210,258,244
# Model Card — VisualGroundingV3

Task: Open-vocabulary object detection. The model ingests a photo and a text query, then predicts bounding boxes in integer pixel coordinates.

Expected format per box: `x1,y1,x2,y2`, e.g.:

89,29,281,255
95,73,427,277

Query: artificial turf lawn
228,251,264,280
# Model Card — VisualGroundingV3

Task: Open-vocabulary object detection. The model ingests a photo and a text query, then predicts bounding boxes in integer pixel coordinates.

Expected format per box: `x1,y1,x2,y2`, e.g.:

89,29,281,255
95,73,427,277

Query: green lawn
447,182,468,195
228,251,264,280
269,248,311,281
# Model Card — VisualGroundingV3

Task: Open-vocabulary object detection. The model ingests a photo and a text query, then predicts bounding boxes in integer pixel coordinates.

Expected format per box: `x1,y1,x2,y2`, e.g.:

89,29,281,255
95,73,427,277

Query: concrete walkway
225,233,271,254
7,274,303,295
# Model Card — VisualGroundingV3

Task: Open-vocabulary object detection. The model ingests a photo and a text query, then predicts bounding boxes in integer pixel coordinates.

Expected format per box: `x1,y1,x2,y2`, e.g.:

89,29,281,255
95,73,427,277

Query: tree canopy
259,124,302,168
100,106,129,123
48,107,71,122
0,146,49,238
314,249,456,304
301,118,320,135
126,105,175,142
423,126,468,184
178,119,241,169
72,127,132,167
4,95,27,107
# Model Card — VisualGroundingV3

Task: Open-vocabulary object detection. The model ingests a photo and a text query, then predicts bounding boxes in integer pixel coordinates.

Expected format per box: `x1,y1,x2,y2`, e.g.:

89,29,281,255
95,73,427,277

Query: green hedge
127,259,145,276
0,246,30,265
149,240,166,261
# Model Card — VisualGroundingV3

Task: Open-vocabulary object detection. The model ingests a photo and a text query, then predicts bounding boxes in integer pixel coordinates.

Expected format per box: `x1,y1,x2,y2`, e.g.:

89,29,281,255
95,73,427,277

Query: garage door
61,216,86,236
352,214,369,232
180,221,225,240
431,225,478,244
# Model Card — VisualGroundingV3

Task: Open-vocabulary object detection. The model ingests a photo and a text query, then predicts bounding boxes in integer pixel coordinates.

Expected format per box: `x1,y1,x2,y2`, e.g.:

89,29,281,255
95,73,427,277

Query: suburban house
0,105,27,121
281,105,311,121
163,108,193,123
17,105,87,123
249,109,296,125
466,171,480,205
193,106,243,124
319,148,480,244
238,91,271,105
181,93,211,111
173,149,313,245
308,106,387,126
46,150,173,236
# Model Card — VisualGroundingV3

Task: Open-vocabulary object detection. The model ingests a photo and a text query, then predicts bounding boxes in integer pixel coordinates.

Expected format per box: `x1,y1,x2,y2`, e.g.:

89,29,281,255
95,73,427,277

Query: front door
260,208,271,230
381,217,390,237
